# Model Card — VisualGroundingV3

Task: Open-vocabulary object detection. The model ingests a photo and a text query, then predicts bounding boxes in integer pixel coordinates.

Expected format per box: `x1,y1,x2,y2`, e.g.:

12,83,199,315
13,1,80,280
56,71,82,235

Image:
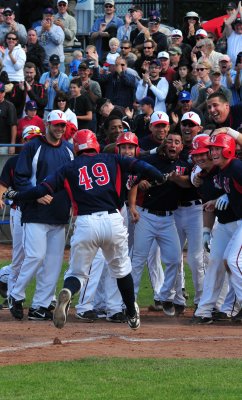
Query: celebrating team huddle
1,107,242,329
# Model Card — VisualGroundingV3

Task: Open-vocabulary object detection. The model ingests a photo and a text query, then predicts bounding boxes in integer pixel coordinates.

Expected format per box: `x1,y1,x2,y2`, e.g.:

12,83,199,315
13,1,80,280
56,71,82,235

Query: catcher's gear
190,134,210,155
22,125,42,141
215,194,229,211
115,132,140,157
208,133,236,159
73,129,100,154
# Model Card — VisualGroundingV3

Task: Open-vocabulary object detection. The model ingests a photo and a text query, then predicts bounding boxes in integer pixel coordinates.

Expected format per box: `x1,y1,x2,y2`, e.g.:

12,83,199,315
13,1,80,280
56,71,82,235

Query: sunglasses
7,37,17,40
181,100,190,103
181,121,196,127
57,99,66,102
144,46,153,49
196,68,207,71
4,13,12,16
196,45,203,49
54,123,66,127
105,4,113,7
58,3,67,6
120,46,130,49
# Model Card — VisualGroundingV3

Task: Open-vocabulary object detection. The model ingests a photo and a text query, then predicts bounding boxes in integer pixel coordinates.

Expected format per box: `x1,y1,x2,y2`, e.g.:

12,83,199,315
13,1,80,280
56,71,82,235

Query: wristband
150,147,157,155
203,227,211,234
227,128,240,140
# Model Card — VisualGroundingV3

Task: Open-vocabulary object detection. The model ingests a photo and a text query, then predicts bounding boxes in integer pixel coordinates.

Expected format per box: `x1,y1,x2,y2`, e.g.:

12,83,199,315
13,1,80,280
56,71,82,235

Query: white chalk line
0,335,242,354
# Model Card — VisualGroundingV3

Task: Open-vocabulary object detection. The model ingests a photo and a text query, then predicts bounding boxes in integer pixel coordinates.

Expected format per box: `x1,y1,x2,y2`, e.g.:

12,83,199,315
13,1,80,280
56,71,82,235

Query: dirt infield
1,307,242,365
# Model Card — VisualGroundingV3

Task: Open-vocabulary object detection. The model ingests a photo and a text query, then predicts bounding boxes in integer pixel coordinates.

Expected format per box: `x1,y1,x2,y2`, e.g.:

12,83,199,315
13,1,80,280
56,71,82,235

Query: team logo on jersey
126,175,138,190
175,166,186,175
223,177,230,193
213,174,222,189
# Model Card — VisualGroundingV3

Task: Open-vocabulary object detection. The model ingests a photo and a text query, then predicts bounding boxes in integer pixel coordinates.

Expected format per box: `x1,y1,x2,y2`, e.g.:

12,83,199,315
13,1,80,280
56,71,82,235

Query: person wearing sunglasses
0,7,27,46
54,0,77,48
120,40,137,68
90,0,123,59
190,60,212,103
0,32,26,83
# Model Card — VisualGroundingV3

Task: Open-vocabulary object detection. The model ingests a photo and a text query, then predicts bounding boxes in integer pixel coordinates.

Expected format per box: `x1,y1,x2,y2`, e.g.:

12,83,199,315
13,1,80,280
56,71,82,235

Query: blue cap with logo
178,90,191,102
25,100,37,110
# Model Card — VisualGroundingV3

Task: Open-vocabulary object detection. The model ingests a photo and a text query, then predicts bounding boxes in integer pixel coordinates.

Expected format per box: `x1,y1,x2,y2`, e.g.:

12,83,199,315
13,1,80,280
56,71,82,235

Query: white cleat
127,302,140,330
53,288,71,329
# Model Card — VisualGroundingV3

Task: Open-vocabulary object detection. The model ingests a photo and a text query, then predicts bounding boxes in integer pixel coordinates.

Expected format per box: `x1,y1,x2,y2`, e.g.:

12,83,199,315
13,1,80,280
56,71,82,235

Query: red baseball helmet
73,129,100,154
115,132,140,156
208,133,236,159
190,134,210,155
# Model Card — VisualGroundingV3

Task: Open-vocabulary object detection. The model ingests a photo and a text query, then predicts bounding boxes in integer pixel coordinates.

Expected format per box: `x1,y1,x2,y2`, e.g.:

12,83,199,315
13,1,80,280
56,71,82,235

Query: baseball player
205,133,242,321
189,134,238,324
8,111,74,321
6,129,168,330
0,126,43,299
131,132,191,316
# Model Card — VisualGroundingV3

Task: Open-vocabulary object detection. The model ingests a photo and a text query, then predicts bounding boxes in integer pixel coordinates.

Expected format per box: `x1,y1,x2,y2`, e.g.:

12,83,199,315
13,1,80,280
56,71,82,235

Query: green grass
1,358,242,400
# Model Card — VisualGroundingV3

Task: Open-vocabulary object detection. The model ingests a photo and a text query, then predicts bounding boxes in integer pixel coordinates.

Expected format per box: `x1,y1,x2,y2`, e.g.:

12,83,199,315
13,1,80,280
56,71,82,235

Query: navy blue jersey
14,136,74,224
0,155,18,189
196,166,237,224
137,154,189,211
213,158,242,219
13,153,165,215
139,134,161,151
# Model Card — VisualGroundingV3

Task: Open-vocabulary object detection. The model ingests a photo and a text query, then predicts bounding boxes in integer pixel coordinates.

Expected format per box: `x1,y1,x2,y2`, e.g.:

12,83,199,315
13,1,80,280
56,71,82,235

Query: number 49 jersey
43,153,163,215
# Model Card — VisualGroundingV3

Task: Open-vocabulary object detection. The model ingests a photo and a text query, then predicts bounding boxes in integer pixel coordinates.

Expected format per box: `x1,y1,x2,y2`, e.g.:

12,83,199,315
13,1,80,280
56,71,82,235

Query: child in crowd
105,37,120,64
69,50,83,76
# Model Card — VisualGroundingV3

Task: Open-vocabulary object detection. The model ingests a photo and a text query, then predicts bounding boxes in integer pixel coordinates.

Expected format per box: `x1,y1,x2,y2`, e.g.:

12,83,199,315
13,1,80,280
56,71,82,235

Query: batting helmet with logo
115,132,140,156
208,133,236,159
190,134,210,155
22,125,42,141
73,129,100,154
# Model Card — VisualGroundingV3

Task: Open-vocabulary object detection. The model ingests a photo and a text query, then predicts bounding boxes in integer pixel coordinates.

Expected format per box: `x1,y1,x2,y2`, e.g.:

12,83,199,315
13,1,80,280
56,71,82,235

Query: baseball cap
210,68,221,75
128,5,142,12
181,112,201,126
157,51,169,59
149,10,160,22
234,17,242,25
49,54,60,64
149,59,161,66
96,97,110,113
104,0,114,5
57,0,68,3
150,111,170,126
47,110,67,125
184,11,199,19
139,96,155,107
226,2,236,9
171,29,182,37
78,60,95,69
43,7,54,14
168,46,182,55
0,81,5,92
195,29,208,37
219,54,231,62
3,7,14,15
178,91,191,102
25,100,37,110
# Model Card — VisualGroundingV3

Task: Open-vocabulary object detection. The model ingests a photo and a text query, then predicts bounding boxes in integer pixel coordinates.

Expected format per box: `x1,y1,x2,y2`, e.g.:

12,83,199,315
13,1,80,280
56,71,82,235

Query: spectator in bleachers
92,54,136,110
9,61,47,118
196,38,223,68
69,50,83,77
26,28,46,76
168,47,182,70
120,40,137,68
0,32,26,82
133,10,168,54
54,0,77,48
0,7,27,45
136,59,168,112
90,0,123,60
19,0,54,30
16,100,45,144
190,60,211,102
105,37,120,64
134,96,154,139
224,2,242,67
134,39,156,77
69,78,93,130
53,91,77,128
157,51,176,82
117,12,132,42
182,11,201,48
0,0,22,22
170,29,192,65
0,81,17,155
219,54,239,105
35,7,65,72
170,90,204,133
0,7,5,24
39,54,69,118
128,5,147,48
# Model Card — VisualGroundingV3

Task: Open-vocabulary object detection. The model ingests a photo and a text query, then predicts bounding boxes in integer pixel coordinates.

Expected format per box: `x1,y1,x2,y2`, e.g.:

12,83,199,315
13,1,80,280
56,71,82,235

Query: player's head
206,92,230,125
22,125,42,142
165,132,183,160
73,129,100,155
115,132,140,157
180,112,202,145
46,110,67,144
208,133,236,168
149,111,170,143
190,134,211,168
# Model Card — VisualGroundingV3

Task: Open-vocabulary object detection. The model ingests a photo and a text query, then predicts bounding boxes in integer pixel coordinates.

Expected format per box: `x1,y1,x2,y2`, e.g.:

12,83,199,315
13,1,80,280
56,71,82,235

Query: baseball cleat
53,288,71,329
162,301,175,316
8,295,24,320
191,316,213,325
148,300,163,312
28,307,53,321
106,312,127,323
75,309,98,322
127,302,140,330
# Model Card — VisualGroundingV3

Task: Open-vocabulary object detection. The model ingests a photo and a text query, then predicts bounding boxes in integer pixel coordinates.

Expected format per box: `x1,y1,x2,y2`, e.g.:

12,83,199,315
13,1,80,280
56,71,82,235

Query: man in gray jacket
54,0,77,48
0,7,27,45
